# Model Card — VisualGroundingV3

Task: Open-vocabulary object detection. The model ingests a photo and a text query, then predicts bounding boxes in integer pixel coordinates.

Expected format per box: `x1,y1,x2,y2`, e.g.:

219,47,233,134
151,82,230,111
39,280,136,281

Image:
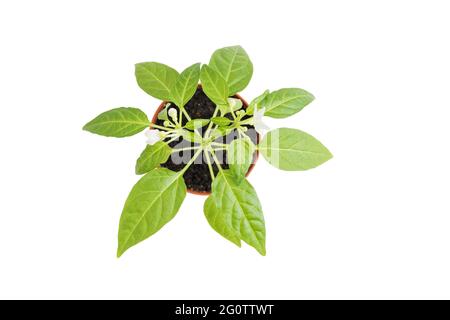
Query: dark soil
155,88,257,193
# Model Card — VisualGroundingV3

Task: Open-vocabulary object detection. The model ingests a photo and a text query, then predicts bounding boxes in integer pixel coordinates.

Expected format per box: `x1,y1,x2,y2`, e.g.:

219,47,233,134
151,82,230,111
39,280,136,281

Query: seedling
83,46,332,257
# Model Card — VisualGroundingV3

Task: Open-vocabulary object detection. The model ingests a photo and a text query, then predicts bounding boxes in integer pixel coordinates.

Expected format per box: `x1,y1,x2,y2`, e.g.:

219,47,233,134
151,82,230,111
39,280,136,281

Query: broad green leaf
170,63,200,108
228,139,255,184
259,128,332,171
204,196,241,247
211,117,232,126
185,119,210,130
209,46,253,95
247,90,270,115
135,142,172,175
83,107,149,137
260,88,315,118
204,171,266,255
117,168,186,257
135,62,179,100
200,65,229,106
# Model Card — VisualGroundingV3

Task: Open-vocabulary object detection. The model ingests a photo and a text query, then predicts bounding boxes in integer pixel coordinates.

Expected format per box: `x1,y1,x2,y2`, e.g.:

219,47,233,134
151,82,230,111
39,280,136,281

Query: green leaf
135,142,172,175
204,196,241,247
83,107,149,137
210,127,234,140
228,139,255,184
135,62,179,100
200,65,229,106
259,128,332,171
247,90,270,115
157,103,171,121
204,171,266,255
170,63,200,108
117,168,186,257
211,117,232,126
227,98,243,112
185,119,210,130
260,88,315,118
209,45,253,95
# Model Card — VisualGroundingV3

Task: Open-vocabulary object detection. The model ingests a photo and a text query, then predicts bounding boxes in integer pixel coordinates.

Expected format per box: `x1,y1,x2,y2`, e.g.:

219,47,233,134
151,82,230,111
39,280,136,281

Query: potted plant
83,45,332,257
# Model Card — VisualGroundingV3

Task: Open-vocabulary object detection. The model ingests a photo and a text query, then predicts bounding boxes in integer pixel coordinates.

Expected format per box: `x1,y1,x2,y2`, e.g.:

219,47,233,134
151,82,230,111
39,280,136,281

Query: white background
1,0,449,299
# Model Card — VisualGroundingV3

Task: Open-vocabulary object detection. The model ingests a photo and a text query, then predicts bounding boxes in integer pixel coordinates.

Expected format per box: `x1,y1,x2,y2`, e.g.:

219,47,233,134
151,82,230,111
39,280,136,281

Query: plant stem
165,121,176,128
209,148,224,174
204,105,220,139
179,106,204,137
238,117,255,126
211,146,227,151
180,148,203,174
179,107,184,124
211,142,227,147
179,106,192,122
237,128,256,147
165,136,180,145
171,146,200,153
204,149,215,181
150,123,173,131
230,108,237,120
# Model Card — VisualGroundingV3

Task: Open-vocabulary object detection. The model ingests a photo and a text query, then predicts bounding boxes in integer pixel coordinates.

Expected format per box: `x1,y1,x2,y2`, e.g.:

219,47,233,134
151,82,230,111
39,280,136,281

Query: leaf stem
150,123,173,131
204,105,220,139
205,150,215,181
238,118,253,126
179,107,184,124
171,146,200,153
211,142,227,147
209,148,224,174
180,148,203,174
179,105,204,137
230,107,237,120
165,121,176,128
212,146,227,151
179,106,192,122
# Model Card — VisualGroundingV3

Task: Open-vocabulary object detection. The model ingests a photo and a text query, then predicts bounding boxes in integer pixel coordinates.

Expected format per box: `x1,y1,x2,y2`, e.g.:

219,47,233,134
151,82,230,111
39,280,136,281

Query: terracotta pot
150,88,259,195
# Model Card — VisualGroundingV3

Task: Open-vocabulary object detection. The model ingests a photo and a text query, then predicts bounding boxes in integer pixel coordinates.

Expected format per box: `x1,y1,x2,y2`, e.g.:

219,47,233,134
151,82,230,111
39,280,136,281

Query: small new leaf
157,108,169,121
185,119,210,130
200,65,229,106
227,98,243,113
209,45,253,95
117,168,186,257
83,107,149,137
210,127,234,140
259,128,332,171
170,63,201,108
211,117,232,126
135,141,172,175
135,62,179,100
260,88,315,118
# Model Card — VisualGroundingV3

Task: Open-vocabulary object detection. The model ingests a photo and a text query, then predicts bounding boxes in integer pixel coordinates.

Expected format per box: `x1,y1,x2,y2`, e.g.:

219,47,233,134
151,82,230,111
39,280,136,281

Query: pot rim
150,85,259,196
